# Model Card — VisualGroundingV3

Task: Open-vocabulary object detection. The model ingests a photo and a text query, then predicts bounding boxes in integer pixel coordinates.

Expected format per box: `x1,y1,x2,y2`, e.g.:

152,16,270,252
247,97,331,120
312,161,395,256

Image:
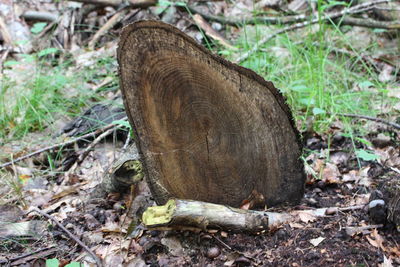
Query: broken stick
142,199,367,233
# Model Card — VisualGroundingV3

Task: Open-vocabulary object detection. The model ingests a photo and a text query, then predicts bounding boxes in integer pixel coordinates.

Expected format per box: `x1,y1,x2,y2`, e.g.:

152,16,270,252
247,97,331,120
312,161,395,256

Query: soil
2,131,399,266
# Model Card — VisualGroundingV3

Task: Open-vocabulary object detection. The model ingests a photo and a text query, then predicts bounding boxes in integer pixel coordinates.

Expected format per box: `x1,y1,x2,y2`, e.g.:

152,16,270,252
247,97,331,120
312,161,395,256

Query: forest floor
0,0,400,266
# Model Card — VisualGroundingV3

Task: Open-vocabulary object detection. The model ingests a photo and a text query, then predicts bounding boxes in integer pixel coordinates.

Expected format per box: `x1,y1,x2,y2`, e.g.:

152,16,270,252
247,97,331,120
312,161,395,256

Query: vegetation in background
233,22,396,135
0,50,117,142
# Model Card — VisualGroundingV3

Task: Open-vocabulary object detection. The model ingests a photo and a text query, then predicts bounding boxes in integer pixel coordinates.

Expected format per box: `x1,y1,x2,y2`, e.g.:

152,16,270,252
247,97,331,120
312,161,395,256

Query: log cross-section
118,20,305,207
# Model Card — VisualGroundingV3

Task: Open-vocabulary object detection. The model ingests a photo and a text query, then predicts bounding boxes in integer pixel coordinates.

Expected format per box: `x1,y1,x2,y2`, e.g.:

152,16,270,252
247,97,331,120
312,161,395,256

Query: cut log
118,21,305,207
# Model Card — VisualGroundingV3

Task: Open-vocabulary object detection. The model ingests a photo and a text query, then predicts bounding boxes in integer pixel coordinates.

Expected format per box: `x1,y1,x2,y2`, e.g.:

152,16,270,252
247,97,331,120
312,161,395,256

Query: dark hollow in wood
118,20,305,207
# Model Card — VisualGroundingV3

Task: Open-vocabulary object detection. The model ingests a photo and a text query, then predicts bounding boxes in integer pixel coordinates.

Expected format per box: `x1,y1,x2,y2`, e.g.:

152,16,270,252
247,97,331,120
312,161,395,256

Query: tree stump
117,21,305,208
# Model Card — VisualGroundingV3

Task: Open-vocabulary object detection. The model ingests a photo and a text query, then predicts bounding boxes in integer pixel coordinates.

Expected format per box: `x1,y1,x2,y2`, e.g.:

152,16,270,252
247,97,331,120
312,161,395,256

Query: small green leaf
38,48,59,57
291,85,309,92
298,98,315,106
358,80,374,89
355,150,379,161
112,119,131,129
4,60,19,67
312,107,326,115
355,137,372,147
373,29,387,33
218,50,231,56
46,258,59,267
65,262,81,267
31,22,47,34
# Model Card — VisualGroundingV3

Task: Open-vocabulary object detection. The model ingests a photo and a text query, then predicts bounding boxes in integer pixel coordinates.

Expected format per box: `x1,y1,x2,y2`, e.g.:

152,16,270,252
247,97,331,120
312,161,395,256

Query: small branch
22,11,59,22
0,47,11,74
193,14,236,50
187,4,309,26
339,16,400,29
68,0,157,8
0,118,127,169
30,207,103,267
0,16,13,46
68,0,123,6
235,0,391,63
88,8,129,49
122,131,132,152
337,113,400,130
7,246,57,263
67,125,120,173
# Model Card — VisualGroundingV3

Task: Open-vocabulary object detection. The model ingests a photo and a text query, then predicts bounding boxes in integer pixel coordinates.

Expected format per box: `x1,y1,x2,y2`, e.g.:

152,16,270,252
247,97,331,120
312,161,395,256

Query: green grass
230,21,396,134
0,50,116,143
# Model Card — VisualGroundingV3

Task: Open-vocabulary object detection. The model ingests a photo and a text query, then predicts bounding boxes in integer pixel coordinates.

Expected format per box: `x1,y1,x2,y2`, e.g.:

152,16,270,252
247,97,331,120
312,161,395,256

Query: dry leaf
366,229,386,251
297,211,317,223
309,237,325,247
379,256,393,267
322,163,341,184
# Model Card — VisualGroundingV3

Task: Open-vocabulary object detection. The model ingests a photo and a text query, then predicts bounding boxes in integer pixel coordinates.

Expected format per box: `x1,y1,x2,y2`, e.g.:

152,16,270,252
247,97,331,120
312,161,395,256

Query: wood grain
118,21,305,207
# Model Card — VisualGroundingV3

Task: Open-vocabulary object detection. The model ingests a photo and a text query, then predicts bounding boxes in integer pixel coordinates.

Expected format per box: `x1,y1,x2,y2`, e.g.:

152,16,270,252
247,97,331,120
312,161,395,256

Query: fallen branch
5,246,57,265
66,125,120,173
344,224,384,236
68,0,157,8
0,47,11,74
339,16,400,29
337,113,400,130
193,14,236,50
0,16,13,46
187,4,309,26
0,118,127,169
235,0,391,63
30,207,103,267
22,11,59,22
88,8,129,50
142,199,365,233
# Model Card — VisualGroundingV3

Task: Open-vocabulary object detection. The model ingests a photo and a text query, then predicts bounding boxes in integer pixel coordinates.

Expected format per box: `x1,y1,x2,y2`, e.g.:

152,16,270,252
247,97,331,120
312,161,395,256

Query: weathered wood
118,21,305,208
142,199,292,233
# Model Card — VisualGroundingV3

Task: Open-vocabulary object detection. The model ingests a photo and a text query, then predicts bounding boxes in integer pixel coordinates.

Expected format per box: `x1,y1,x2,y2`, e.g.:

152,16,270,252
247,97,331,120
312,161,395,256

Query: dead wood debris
1,0,400,265
30,207,103,267
337,113,400,131
141,199,367,233
236,0,393,63
0,119,126,169
88,8,129,49
0,246,57,266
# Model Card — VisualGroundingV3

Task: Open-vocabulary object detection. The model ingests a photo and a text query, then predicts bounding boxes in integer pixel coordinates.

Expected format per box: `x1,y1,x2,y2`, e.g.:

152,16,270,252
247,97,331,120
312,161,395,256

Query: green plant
46,258,81,267
230,17,391,134
0,49,109,142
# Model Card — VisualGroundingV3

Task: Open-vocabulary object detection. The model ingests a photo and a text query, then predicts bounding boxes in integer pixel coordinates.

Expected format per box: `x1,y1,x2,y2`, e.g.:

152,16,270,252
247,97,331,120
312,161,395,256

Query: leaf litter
0,0,400,266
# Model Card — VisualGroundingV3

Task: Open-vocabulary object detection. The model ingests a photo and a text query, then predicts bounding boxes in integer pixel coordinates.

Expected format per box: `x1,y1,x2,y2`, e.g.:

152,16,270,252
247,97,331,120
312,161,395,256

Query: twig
235,0,391,63
68,0,157,8
339,16,400,29
122,132,132,152
67,125,120,173
7,246,57,263
187,4,309,26
0,47,11,74
0,118,127,169
30,207,103,267
0,16,13,46
88,8,129,50
68,0,122,6
389,166,400,174
22,11,59,22
337,113,400,130
193,14,236,50
339,205,365,212
212,235,232,250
